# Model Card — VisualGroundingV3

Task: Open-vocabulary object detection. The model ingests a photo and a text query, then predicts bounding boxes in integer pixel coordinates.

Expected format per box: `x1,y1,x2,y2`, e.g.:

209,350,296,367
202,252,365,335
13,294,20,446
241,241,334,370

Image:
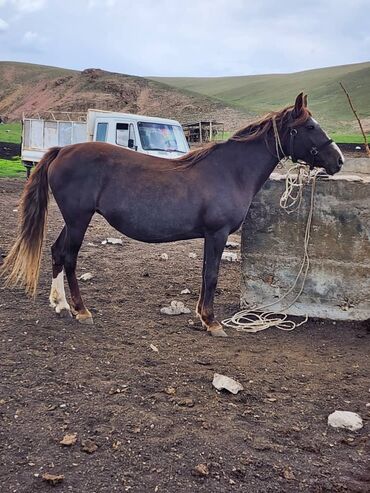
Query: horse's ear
292,92,304,117
303,94,308,107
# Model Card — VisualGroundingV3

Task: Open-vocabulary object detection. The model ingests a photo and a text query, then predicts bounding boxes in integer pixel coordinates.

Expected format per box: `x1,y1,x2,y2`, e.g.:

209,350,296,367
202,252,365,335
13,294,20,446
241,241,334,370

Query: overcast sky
0,0,369,77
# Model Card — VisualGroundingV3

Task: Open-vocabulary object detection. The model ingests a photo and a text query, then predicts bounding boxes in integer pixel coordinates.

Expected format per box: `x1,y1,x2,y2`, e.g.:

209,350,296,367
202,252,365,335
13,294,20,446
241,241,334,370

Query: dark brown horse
2,94,344,336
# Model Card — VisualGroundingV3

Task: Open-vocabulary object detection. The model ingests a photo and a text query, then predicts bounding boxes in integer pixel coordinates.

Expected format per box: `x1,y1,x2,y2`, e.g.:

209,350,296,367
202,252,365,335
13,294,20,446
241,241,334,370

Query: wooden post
339,82,370,157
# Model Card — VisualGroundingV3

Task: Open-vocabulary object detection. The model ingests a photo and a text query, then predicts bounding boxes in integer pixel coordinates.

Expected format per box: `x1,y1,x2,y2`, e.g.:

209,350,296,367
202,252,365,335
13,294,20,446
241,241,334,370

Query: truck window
138,122,188,153
116,123,129,146
96,122,108,142
116,123,135,148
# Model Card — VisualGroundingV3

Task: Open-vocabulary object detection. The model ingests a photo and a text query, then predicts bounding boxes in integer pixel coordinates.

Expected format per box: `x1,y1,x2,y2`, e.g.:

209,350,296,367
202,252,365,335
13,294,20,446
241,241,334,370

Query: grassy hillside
0,62,252,130
151,62,370,132
0,122,22,143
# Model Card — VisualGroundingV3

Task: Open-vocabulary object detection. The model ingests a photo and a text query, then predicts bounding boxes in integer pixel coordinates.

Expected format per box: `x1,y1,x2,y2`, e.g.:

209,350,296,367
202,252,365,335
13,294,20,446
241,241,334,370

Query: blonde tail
1,147,61,296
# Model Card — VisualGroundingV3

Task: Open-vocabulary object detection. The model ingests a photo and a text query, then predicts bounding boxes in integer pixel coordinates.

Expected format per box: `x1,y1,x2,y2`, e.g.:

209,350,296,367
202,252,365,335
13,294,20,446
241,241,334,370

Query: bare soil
0,179,369,493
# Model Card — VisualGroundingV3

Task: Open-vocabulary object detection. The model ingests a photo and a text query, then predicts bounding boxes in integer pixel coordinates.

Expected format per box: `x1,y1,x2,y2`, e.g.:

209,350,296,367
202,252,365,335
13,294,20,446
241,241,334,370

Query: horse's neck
230,139,280,195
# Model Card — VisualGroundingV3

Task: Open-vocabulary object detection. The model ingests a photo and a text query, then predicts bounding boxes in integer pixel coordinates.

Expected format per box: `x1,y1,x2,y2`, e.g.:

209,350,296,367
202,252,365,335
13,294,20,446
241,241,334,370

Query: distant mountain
150,62,370,132
0,62,252,130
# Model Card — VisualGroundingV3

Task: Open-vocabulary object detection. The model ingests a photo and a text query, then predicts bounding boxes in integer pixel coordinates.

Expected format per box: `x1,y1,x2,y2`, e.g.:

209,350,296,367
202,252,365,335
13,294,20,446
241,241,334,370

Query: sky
0,0,369,77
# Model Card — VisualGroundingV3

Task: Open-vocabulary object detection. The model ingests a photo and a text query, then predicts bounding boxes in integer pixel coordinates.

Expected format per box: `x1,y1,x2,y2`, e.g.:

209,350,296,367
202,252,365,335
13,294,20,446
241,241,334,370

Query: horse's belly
102,208,204,243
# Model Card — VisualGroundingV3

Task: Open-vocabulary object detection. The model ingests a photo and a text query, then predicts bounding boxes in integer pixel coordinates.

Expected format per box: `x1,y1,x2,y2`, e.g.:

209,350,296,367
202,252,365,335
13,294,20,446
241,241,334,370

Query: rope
222,157,320,333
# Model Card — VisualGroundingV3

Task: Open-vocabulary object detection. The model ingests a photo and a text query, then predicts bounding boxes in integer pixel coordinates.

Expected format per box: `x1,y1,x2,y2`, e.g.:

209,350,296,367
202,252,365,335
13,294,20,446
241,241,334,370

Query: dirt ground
0,179,369,493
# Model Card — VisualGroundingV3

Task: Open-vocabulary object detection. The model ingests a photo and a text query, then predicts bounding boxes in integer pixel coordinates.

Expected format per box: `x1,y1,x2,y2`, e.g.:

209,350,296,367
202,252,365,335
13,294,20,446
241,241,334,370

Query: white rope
222,161,320,333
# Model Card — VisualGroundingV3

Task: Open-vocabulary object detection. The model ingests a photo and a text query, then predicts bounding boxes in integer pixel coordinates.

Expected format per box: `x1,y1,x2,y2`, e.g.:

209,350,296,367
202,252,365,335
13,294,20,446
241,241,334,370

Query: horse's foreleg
197,229,228,337
50,226,71,318
64,220,93,325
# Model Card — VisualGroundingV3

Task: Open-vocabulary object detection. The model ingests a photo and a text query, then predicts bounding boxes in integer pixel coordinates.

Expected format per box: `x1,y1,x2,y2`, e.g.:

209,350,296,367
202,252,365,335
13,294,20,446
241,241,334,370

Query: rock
42,473,64,485
81,439,98,454
212,373,243,394
188,252,197,259
222,251,238,262
164,386,176,395
78,272,93,281
150,344,159,353
176,397,195,407
160,253,169,261
60,433,77,446
181,288,191,295
160,300,191,316
327,410,363,431
226,241,240,249
193,463,209,477
282,467,295,480
101,237,123,245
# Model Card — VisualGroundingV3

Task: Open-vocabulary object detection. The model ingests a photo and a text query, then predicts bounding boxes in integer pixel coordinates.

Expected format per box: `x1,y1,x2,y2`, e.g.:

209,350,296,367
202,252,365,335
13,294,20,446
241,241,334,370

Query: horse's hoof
209,327,228,337
76,313,94,325
58,307,72,319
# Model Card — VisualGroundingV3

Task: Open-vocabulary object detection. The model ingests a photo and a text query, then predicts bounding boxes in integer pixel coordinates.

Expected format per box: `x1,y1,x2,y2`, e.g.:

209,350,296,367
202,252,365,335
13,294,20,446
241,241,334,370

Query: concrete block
241,172,370,321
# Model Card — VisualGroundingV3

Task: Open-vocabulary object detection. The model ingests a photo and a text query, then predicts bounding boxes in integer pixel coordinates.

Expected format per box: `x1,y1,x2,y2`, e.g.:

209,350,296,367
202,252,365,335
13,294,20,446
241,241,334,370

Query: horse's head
285,93,344,175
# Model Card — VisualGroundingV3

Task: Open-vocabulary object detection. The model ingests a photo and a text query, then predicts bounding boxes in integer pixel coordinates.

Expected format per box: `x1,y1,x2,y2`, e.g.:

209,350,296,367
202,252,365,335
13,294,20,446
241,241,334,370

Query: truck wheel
22,161,33,179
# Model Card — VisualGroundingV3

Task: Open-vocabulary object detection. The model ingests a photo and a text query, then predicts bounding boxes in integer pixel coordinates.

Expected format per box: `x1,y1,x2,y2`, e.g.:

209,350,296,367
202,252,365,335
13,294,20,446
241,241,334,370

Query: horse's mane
176,105,311,168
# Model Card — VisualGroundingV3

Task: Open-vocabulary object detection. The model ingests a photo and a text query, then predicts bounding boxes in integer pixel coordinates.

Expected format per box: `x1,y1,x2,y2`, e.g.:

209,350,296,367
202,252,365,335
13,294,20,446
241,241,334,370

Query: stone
212,373,243,394
160,253,169,261
327,410,363,431
188,252,197,259
193,463,209,476
181,288,191,294
78,272,93,281
226,241,240,249
60,433,77,446
81,439,98,454
42,473,64,485
160,300,191,316
101,237,123,245
222,251,238,262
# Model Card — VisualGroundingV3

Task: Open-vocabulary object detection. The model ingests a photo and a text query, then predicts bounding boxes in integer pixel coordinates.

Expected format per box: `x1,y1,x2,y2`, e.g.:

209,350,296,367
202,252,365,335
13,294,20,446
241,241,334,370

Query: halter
289,128,333,166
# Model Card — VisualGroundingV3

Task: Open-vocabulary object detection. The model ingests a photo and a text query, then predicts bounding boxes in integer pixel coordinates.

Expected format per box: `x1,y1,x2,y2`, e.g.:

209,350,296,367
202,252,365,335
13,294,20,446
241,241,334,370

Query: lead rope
222,123,319,333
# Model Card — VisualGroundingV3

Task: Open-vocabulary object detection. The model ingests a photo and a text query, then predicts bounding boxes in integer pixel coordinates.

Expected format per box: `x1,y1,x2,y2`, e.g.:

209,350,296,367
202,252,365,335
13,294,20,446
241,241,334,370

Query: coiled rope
222,123,321,333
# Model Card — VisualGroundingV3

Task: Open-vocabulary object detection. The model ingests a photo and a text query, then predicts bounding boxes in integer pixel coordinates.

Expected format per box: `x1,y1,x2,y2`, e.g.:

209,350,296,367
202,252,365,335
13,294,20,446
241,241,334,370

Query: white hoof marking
49,270,71,315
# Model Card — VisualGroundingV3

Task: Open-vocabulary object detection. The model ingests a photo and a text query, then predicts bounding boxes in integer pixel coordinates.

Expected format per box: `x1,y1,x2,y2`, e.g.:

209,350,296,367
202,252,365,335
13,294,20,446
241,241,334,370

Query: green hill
150,62,370,132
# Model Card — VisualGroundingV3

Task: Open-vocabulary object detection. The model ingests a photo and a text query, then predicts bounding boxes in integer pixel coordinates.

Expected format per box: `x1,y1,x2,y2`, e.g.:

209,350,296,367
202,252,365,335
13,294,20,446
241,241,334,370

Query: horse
1,93,344,337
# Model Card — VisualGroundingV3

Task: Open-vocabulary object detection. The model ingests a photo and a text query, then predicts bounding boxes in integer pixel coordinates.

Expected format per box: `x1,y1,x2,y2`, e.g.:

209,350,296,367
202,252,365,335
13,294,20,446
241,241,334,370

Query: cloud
88,0,116,8
0,1,368,76
0,17,9,31
10,0,46,12
22,30,38,42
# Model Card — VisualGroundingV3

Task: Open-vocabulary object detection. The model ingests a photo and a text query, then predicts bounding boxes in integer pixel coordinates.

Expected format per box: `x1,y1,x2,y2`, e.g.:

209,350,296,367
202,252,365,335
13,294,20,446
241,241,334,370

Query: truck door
115,121,137,150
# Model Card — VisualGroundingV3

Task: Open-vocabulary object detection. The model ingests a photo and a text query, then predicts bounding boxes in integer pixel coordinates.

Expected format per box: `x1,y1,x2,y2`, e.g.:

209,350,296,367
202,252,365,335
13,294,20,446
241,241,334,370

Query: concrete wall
241,160,370,321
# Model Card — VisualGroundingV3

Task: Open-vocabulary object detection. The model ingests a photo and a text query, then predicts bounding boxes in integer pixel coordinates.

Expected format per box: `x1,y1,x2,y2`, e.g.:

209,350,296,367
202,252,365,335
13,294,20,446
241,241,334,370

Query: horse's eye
306,125,315,130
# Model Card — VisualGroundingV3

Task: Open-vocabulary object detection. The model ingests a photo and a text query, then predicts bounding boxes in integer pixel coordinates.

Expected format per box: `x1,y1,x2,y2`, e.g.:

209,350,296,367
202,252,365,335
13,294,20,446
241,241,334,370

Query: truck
21,109,190,175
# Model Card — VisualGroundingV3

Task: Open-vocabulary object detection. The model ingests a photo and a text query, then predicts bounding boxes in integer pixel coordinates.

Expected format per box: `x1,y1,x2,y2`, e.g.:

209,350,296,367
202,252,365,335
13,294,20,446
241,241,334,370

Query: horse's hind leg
64,216,94,324
50,226,71,318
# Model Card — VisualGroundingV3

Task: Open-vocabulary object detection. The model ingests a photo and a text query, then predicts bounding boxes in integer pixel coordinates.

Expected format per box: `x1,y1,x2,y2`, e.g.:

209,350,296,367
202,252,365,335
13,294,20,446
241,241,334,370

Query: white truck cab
21,109,189,175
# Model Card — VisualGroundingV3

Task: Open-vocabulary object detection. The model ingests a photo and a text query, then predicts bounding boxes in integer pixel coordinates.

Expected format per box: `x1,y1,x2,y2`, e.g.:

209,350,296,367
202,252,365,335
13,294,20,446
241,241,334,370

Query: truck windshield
138,122,188,153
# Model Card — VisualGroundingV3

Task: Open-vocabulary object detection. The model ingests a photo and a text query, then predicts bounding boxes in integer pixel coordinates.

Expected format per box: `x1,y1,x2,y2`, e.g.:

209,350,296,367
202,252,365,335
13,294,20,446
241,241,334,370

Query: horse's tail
1,147,61,296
